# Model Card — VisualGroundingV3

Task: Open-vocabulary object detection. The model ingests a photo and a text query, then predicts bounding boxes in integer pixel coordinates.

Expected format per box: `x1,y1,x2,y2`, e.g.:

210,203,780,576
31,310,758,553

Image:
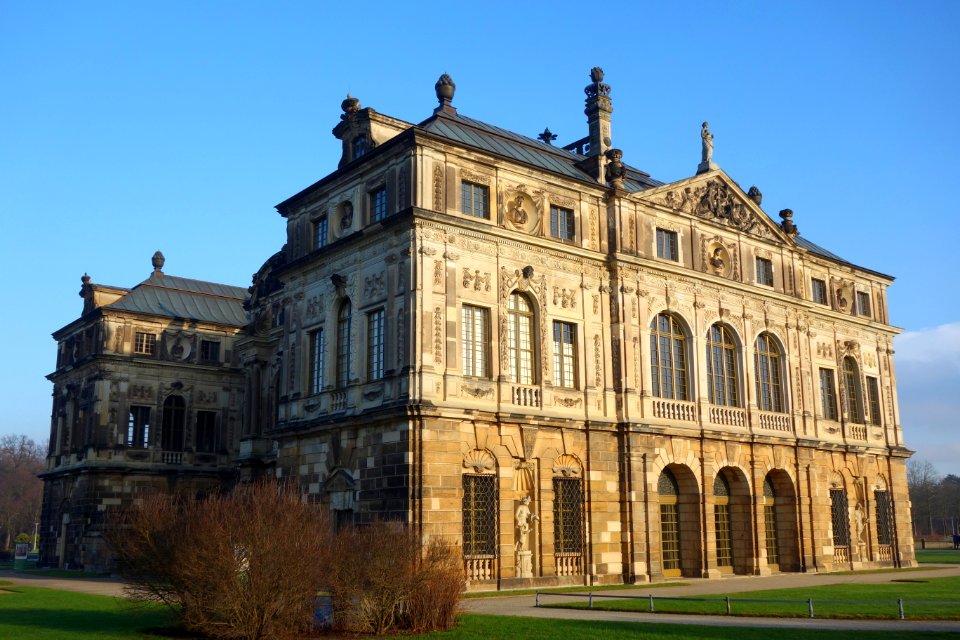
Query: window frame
756,257,774,287
370,185,387,222
507,292,537,384
856,291,872,318
367,308,385,382
754,333,785,413
552,320,578,389
549,205,576,242
199,339,220,364
309,328,325,395
866,376,882,426
126,406,151,449
811,278,828,305
195,410,218,453
706,324,739,407
650,313,688,400
314,214,328,249
819,367,838,420
134,332,157,356
461,305,490,379
336,300,352,389
656,228,679,261
842,356,864,423
460,181,490,219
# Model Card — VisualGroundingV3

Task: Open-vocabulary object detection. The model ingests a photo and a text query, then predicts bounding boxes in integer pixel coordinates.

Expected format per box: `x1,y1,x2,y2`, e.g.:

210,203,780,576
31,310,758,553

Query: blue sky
2,1,958,474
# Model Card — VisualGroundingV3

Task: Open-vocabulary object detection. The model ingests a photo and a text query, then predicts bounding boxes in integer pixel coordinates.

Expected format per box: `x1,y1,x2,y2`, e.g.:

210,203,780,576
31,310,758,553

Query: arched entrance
657,465,701,578
764,469,801,571
713,467,753,575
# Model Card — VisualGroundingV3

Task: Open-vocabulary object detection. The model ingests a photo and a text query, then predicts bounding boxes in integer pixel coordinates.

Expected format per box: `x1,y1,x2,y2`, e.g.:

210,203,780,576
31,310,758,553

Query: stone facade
41,69,914,584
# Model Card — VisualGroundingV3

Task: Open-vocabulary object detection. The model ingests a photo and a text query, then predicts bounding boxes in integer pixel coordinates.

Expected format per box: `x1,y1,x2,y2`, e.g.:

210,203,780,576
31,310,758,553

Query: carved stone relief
463,449,496,474
433,260,444,287
462,268,491,292
433,165,444,211
461,169,491,185
552,287,577,309
833,278,854,313
594,334,602,388
306,295,324,320
433,306,443,365
500,184,544,236
363,272,385,299
649,179,773,238
700,235,740,281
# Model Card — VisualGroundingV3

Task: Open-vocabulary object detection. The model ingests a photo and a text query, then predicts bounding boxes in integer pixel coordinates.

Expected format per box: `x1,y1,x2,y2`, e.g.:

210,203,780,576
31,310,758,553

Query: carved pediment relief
500,184,544,236
641,174,783,241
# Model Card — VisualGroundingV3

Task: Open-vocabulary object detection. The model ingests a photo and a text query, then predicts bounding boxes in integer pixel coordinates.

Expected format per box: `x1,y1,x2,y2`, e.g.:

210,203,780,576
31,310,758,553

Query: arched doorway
657,465,701,578
764,470,800,571
713,467,753,575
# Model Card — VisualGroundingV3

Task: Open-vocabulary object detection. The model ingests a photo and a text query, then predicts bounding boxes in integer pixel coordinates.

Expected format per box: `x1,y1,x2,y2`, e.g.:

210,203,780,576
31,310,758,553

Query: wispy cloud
895,323,960,370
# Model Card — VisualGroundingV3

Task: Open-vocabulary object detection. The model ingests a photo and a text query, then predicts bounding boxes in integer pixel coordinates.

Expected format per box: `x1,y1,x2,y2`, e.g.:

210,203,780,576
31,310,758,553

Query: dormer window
352,136,366,159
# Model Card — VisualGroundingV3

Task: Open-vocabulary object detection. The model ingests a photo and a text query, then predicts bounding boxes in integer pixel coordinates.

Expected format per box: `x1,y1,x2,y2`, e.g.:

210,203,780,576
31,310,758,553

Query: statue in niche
340,201,353,231
709,247,725,271
515,495,538,553
854,502,866,543
701,121,714,163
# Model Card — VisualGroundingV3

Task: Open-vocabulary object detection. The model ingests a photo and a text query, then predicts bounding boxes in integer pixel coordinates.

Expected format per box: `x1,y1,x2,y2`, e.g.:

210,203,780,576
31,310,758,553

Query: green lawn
542,575,960,620
0,581,173,639
465,581,688,599
916,549,960,564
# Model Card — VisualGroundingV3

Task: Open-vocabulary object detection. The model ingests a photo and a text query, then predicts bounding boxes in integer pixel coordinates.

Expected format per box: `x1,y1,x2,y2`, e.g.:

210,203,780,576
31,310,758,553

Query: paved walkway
4,566,960,632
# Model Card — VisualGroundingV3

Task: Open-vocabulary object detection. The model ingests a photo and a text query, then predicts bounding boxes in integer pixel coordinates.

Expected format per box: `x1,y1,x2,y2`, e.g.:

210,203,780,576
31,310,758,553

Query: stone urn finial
340,94,361,121
605,148,626,188
779,209,799,235
152,250,165,275
435,73,456,110
590,67,604,83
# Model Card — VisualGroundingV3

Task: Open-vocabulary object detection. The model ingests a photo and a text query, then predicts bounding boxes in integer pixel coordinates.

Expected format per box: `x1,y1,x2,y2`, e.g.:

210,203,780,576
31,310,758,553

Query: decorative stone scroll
650,179,773,239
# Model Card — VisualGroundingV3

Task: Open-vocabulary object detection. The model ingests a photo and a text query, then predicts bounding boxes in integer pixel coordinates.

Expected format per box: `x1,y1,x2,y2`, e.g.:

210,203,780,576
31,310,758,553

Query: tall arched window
842,356,863,423
658,468,682,577
754,333,785,413
713,474,734,573
706,324,739,406
507,292,536,384
650,313,688,400
337,299,352,388
161,395,185,452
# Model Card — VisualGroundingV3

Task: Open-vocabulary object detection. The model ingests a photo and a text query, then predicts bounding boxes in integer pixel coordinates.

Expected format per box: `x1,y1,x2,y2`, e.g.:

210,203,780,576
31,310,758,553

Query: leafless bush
328,523,463,635
108,481,331,640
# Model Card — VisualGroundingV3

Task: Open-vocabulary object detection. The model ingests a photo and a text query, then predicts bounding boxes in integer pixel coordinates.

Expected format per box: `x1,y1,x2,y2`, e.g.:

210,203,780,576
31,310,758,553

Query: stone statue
701,122,714,163
515,495,538,553
710,247,725,271
854,503,866,543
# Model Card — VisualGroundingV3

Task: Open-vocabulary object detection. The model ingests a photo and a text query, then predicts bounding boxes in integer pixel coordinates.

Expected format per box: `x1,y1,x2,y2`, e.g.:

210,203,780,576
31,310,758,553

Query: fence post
808,598,814,618
898,598,904,620
535,592,540,608
725,596,731,615
588,592,593,609
649,594,655,613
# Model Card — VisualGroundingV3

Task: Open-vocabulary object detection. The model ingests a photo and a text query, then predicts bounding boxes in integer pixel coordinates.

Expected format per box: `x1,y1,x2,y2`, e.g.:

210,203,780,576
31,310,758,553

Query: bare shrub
328,523,463,635
107,481,331,640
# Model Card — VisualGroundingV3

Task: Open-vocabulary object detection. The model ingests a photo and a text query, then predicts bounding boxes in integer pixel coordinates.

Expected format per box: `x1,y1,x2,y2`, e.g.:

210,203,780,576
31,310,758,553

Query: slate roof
418,111,663,191
106,274,249,326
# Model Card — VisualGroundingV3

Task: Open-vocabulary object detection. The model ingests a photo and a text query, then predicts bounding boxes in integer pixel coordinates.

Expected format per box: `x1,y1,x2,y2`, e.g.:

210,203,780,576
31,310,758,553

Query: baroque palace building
41,69,915,585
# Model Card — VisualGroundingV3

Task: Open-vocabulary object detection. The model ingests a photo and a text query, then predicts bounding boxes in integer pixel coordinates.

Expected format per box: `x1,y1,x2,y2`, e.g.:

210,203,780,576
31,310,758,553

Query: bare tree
908,459,943,537
0,435,45,550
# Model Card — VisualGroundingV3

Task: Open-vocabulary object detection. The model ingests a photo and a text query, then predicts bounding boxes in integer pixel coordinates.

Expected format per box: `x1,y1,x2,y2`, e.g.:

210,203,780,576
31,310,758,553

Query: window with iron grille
195,410,218,453
819,368,838,420
127,406,151,449
367,309,385,381
656,228,678,261
763,477,779,567
552,321,577,389
867,376,882,426
314,215,328,249
875,490,893,545
507,293,536,384
461,181,489,218
550,205,575,241
811,278,828,305
856,291,871,318
756,257,774,286
462,474,497,557
650,313,688,400
706,324,739,407
371,186,387,222
842,356,863,423
337,301,352,388
713,475,733,568
200,339,220,363
830,488,850,547
754,333,784,413
309,329,324,394
462,305,489,378
553,477,583,555
134,332,157,356
658,469,681,573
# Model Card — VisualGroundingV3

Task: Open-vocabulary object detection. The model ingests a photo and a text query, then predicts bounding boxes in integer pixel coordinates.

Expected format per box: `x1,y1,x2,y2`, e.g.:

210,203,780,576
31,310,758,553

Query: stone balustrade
758,411,792,432
652,398,697,422
511,385,541,408
464,556,496,582
709,406,746,427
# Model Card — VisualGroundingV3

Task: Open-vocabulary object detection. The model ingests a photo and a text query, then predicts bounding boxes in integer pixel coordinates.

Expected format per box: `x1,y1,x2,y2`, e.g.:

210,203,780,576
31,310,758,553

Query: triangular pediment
637,170,794,245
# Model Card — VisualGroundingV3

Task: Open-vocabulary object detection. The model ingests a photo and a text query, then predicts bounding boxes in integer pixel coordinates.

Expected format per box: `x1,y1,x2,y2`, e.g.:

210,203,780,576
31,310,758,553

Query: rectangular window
819,368,838,420
875,490,893,545
371,186,387,222
656,228,678,261
367,309,385,381
552,321,577,389
352,136,366,159
550,206,575,241
126,406,151,449
811,278,828,305
461,305,489,378
133,332,157,355
830,489,850,547
195,410,218,453
553,477,584,555
200,340,220,363
756,257,774,286
462,474,497,557
856,291,871,318
309,329,325,394
461,181,489,219
867,376,882,426
314,215,328,249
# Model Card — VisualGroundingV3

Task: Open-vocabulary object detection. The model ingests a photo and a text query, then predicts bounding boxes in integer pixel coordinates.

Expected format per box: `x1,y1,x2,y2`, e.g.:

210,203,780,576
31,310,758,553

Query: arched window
507,292,536,384
706,324,739,406
658,468,681,577
842,356,863,423
763,477,779,569
161,395,185,452
754,333,785,413
337,299,352,388
650,313,688,400
713,474,734,572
